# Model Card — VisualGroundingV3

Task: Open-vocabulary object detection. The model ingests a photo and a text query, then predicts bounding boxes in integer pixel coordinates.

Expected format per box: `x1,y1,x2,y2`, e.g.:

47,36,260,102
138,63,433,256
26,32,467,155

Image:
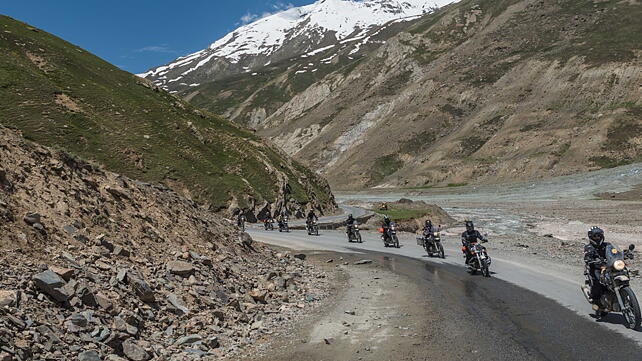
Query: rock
175,334,203,345
78,350,101,361
32,270,70,302
95,292,113,310
0,290,18,307
293,253,307,261
543,234,554,238
345,310,356,315
65,313,88,332
63,224,77,235
129,276,155,303
23,212,41,225
249,290,267,304
206,336,220,349
106,355,127,361
0,353,13,361
50,266,75,281
166,261,194,277
212,310,225,321
354,259,373,265
167,293,189,314
239,232,253,247
116,269,128,283
113,246,130,257
122,338,150,361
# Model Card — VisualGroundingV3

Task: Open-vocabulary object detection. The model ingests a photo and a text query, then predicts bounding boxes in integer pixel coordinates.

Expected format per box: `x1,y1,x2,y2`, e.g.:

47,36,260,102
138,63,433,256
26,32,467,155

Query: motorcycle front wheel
482,261,491,277
438,243,445,259
393,235,399,248
356,232,362,243
620,287,642,329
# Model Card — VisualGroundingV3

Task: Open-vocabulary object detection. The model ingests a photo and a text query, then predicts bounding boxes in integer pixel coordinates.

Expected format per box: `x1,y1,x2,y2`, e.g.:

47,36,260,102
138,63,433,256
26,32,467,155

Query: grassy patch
439,104,465,117
399,131,436,154
447,182,468,188
367,154,404,186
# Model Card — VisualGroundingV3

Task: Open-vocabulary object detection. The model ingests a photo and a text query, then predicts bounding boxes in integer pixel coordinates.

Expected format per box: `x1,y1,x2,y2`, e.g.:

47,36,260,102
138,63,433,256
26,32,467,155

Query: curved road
248,221,642,360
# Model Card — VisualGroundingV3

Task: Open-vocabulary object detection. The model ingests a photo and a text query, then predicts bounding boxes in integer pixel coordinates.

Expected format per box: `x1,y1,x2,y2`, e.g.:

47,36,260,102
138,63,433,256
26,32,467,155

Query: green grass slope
0,15,335,213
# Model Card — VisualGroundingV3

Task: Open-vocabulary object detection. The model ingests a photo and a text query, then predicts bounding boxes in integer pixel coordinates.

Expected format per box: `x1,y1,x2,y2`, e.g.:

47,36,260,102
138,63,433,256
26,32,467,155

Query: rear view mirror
629,244,636,251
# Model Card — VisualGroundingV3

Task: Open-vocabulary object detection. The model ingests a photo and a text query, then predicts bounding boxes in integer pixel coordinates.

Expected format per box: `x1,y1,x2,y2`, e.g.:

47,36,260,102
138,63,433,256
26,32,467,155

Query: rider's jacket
423,225,435,236
584,242,611,267
461,230,485,246
346,218,356,227
306,211,317,222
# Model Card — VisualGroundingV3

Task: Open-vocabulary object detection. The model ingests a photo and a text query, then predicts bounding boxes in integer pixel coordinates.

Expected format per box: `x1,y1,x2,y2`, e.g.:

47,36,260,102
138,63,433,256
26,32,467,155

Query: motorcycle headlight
433,232,439,236
614,260,626,271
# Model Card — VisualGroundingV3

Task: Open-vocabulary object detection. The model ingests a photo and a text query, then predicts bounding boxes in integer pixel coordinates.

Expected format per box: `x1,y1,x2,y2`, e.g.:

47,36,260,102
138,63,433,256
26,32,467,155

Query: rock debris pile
0,127,330,360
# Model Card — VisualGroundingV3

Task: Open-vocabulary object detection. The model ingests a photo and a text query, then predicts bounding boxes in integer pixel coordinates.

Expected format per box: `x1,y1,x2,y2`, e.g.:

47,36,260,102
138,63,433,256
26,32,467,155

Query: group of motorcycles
259,216,320,235
242,212,640,330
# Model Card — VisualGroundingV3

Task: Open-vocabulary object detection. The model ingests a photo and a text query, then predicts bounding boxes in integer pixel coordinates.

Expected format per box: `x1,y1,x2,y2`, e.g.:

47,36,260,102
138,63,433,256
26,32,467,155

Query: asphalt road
248,225,642,359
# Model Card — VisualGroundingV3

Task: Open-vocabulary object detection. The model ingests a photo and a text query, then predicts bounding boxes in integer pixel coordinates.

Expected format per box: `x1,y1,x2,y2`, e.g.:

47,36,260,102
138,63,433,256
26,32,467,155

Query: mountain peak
139,0,452,88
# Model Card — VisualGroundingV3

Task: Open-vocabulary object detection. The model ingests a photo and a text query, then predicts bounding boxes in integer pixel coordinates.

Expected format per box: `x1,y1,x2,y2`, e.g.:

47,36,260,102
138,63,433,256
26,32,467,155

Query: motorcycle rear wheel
620,287,642,329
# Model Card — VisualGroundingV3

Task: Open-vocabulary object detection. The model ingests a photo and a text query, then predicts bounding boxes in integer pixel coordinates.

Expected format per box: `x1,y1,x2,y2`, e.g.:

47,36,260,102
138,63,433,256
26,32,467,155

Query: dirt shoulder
231,252,462,361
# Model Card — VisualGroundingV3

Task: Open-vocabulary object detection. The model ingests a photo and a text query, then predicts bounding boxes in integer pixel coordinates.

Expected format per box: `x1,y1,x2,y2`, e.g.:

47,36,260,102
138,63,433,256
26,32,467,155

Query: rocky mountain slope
0,15,335,217
0,126,331,360
139,0,452,92
171,0,642,190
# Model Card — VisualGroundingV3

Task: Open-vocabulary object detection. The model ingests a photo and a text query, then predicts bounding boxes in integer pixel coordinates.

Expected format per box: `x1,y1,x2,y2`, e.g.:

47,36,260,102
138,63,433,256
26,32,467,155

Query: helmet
348,214,354,219
425,220,432,226
384,215,390,222
588,226,605,247
465,221,474,232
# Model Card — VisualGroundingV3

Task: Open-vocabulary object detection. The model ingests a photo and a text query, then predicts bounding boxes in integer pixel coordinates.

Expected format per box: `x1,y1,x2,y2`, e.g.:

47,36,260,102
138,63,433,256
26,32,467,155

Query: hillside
168,0,642,189
0,125,330,359
0,15,335,216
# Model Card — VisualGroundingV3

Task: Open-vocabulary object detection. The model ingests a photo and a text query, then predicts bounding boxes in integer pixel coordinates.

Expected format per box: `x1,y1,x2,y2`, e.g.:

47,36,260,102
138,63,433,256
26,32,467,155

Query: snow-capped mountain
139,0,452,91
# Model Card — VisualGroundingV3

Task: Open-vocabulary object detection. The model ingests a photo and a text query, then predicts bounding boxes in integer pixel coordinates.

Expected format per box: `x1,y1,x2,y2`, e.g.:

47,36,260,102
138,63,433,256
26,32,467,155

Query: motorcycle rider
423,220,435,237
278,209,289,229
263,212,273,230
237,211,246,229
346,214,356,235
584,226,611,310
382,215,393,242
461,221,487,264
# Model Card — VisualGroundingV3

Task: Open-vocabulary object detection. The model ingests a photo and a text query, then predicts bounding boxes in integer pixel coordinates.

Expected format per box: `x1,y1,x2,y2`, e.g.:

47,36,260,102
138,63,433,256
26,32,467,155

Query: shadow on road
591,313,642,332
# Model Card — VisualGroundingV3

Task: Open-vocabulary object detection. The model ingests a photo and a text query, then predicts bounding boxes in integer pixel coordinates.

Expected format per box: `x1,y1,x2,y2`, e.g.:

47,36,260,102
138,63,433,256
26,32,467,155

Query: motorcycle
417,226,444,258
581,244,641,329
237,216,246,232
381,224,400,248
347,223,362,243
306,219,319,236
278,216,290,232
464,241,491,277
263,218,274,231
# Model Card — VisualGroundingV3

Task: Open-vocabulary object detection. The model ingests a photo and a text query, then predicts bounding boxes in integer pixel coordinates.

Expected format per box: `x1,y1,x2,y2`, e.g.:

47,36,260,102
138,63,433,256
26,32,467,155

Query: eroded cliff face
180,0,642,190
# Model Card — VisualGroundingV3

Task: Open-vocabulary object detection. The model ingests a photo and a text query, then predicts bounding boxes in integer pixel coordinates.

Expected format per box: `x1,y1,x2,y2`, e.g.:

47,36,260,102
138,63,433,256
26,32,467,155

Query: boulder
167,293,189,314
32,270,70,302
175,334,202,346
122,338,150,361
78,350,100,361
50,266,75,281
0,290,18,308
23,212,41,225
166,261,194,277
129,276,155,303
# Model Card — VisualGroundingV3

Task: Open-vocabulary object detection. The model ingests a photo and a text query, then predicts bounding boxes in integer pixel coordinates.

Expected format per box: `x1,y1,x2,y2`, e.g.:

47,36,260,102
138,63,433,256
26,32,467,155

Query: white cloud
239,1,295,25
135,45,176,53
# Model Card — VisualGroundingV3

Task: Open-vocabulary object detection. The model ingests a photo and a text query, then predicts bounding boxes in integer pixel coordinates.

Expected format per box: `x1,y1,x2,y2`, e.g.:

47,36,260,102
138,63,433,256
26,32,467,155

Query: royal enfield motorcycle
581,244,641,329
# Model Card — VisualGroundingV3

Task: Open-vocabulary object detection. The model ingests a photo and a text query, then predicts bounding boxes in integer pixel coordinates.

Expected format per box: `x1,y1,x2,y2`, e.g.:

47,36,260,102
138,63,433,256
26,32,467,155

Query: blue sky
0,0,313,73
